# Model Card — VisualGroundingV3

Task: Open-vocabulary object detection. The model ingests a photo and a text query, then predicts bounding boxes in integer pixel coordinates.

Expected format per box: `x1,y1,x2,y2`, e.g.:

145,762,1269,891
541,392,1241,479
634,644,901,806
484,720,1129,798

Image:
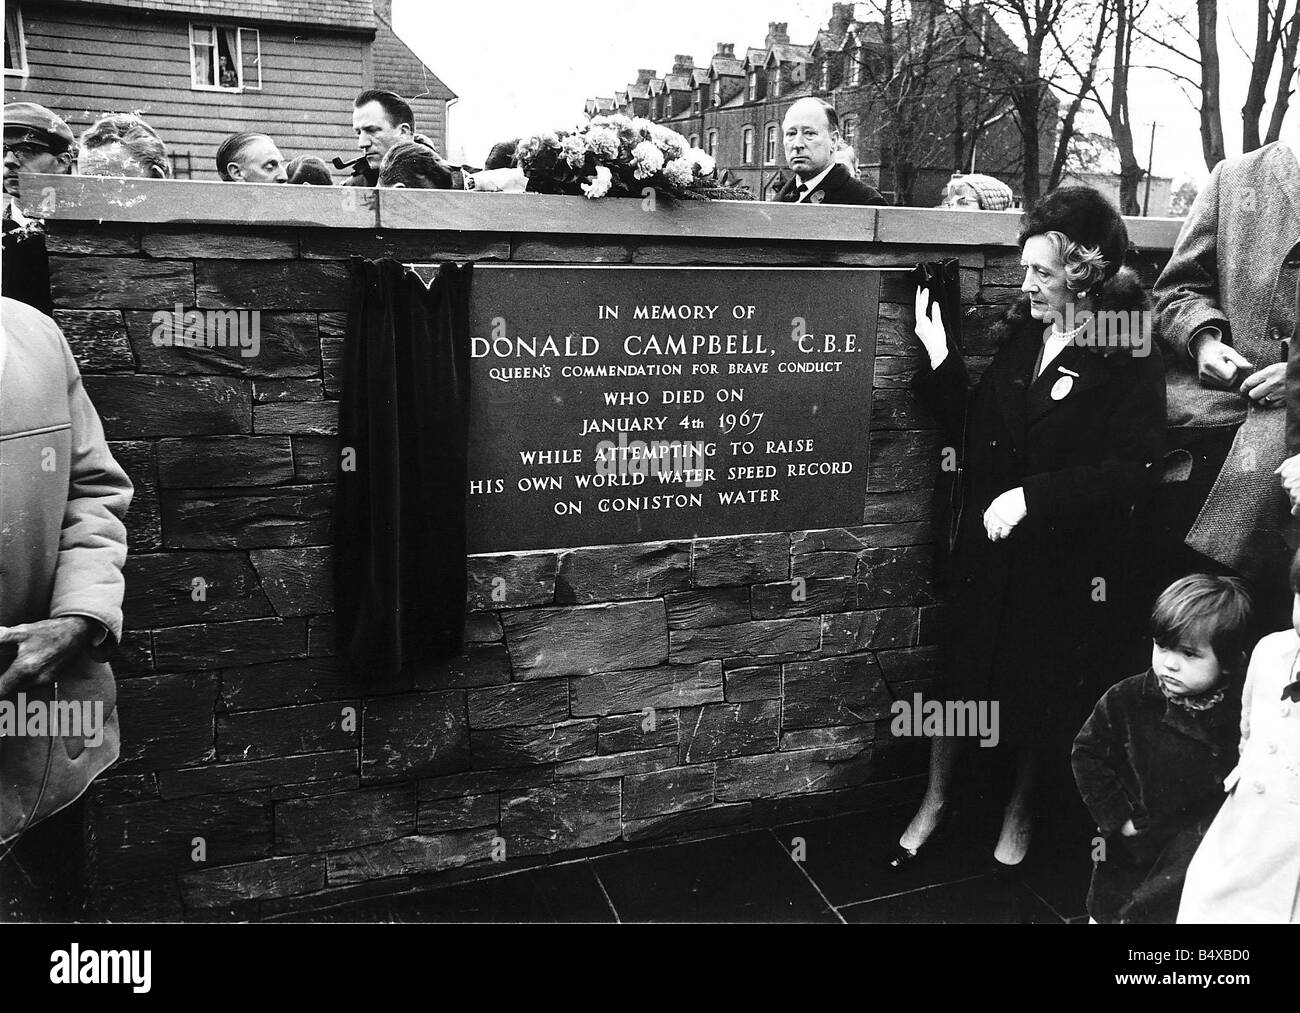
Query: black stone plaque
467,266,882,553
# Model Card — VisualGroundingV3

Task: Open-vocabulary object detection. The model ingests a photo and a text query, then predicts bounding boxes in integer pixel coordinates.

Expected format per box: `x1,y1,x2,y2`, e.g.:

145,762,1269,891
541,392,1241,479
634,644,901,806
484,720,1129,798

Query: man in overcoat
1154,142,1300,601
0,298,132,920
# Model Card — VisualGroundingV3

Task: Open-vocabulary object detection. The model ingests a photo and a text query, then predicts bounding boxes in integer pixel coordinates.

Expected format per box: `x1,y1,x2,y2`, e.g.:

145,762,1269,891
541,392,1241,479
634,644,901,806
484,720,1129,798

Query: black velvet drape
333,258,473,677
909,259,964,590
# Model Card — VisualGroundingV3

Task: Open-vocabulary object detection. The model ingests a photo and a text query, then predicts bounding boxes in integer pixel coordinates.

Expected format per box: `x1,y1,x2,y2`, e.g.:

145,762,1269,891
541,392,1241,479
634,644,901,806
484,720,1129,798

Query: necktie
796,184,808,202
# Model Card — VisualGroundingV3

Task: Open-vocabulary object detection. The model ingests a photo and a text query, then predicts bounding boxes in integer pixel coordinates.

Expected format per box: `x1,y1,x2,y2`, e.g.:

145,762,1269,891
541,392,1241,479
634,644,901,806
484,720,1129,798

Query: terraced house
586,2,1057,205
2,0,455,179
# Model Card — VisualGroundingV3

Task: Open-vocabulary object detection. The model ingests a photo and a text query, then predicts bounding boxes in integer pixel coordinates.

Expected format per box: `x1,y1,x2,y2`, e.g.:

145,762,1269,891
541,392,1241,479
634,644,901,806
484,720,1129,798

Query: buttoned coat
912,269,1166,745
1178,629,1300,923
1154,142,1300,578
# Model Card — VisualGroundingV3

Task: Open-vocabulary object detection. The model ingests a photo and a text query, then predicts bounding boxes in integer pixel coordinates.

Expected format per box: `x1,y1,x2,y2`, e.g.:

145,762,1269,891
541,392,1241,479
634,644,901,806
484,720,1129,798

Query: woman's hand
913,286,949,369
1193,335,1253,391
983,487,1027,542
1239,362,1286,407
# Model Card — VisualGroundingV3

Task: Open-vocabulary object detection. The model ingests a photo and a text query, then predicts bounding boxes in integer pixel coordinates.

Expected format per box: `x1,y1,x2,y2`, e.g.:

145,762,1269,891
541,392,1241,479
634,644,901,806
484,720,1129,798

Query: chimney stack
636,68,658,84
765,21,790,46
716,42,735,57
672,54,695,75
828,2,854,36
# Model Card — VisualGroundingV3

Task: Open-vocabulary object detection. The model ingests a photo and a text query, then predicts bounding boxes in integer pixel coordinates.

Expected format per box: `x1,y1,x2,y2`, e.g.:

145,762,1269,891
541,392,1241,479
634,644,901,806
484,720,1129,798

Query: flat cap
4,102,76,153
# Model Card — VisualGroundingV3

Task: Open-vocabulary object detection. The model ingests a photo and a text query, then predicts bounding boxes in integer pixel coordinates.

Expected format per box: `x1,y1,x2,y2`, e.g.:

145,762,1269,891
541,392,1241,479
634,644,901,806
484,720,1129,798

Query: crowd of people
3,83,1298,925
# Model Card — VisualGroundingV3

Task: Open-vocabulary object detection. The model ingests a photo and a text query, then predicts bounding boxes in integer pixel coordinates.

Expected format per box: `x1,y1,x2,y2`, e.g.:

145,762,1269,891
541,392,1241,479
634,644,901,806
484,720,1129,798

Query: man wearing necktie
775,98,885,207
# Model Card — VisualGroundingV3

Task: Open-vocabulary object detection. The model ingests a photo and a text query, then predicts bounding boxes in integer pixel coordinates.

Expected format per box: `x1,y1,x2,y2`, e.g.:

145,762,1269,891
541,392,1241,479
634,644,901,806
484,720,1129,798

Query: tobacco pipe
331,154,369,173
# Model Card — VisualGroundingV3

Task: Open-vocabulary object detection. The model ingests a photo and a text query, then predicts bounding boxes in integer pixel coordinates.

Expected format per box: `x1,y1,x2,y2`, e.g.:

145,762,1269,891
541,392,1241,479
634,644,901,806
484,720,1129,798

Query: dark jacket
342,163,379,187
2,209,53,317
775,163,886,206
911,268,1166,745
1072,669,1241,923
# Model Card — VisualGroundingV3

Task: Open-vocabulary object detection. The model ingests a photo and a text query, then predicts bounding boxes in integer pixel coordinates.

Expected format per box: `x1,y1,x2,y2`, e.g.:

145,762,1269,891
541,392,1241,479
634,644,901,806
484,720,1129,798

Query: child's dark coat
1072,669,1241,923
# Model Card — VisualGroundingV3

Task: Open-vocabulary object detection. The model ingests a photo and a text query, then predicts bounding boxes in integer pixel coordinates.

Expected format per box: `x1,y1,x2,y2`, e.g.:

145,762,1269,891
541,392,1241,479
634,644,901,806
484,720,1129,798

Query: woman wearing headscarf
890,187,1166,868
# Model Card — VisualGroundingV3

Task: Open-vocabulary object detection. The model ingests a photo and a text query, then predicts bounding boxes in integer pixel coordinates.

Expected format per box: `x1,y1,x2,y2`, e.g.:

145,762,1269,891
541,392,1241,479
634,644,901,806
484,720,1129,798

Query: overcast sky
395,0,1291,187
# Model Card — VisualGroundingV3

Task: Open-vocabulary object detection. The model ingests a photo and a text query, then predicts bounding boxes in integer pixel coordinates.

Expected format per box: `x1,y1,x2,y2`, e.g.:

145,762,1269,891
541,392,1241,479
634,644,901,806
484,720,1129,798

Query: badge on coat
1050,366,1079,401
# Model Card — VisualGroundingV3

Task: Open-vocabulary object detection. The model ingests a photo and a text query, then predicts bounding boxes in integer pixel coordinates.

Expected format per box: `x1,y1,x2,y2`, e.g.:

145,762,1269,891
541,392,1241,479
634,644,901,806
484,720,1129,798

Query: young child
1178,551,1300,923
1072,574,1254,924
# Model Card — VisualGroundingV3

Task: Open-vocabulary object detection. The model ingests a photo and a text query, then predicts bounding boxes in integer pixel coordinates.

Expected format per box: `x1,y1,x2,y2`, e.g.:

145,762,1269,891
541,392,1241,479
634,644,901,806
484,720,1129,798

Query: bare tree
1045,0,1116,189
1123,0,1225,170
1241,1,1300,149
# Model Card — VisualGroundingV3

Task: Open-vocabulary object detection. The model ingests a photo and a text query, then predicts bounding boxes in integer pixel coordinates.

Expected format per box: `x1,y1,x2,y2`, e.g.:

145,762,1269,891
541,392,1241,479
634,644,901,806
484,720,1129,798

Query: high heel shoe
883,805,954,872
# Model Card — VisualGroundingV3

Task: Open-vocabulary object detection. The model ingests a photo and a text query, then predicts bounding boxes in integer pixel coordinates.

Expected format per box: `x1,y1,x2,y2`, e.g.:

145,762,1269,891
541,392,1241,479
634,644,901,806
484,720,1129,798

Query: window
693,89,702,114
848,47,862,87
706,130,718,157
764,124,778,165
742,127,754,164
748,71,758,101
842,117,857,147
821,61,831,91
190,23,260,91
4,6,26,76
771,69,781,98
690,134,699,148
711,78,721,106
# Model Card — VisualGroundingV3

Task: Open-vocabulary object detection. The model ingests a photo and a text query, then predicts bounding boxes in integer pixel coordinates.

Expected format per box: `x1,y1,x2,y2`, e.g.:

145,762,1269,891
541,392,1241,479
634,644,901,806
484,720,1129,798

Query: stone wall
18,176,1180,920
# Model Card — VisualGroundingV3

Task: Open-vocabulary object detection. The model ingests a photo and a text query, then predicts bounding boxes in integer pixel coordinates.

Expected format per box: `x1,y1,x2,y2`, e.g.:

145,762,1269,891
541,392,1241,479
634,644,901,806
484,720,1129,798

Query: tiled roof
665,73,693,91
626,83,650,100
372,3,455,100
58,0,374,30
768,43,811,64
812,30,843,54
647,78,666,95
615,90,629,104
692,69,711,86
711,56,745,77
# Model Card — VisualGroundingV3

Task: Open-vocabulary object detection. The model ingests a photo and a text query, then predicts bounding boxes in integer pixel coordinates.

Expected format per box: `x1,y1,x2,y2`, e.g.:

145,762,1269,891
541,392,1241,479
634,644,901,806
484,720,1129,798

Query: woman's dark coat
912,268,1167,746
1072,669,1241,923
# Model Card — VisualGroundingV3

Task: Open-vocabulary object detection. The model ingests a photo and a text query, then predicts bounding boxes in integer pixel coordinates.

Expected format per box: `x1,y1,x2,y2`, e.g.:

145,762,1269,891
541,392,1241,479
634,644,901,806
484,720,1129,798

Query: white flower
559,133,587,168
582,164,613,199
686,148,715,176
631,117,657,138
631,140,665,180
662,157,695,188
586,126,620,160
652,126,688,160
591,113,632,131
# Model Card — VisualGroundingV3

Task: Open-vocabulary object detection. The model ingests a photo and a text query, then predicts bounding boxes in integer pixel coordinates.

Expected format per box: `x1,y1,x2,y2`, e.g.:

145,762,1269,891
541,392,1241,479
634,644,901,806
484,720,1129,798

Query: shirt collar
795,164,835,201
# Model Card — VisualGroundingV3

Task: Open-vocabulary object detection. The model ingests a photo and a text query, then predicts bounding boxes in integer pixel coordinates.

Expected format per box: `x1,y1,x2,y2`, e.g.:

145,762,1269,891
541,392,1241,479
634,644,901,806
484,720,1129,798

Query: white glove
913,286,949,370
983,487,1027,542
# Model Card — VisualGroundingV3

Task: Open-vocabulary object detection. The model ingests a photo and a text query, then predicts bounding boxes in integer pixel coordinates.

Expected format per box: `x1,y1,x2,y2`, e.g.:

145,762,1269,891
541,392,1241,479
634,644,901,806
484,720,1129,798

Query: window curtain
333,258,473,677
909,259,963,591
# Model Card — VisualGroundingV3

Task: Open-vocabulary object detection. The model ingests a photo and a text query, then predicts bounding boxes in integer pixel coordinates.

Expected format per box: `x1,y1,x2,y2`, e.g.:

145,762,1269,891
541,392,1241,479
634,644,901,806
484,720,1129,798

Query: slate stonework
36,207,1173,920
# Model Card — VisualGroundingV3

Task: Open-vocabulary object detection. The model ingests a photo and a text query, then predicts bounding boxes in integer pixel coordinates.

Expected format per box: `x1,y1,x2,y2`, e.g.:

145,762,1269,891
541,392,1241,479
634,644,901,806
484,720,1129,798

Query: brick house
588,3,1057,205
3,0,455,179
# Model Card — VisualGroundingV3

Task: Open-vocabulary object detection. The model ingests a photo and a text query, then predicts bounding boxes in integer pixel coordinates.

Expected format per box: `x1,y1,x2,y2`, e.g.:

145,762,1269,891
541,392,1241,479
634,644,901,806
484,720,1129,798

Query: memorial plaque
467,266,882,553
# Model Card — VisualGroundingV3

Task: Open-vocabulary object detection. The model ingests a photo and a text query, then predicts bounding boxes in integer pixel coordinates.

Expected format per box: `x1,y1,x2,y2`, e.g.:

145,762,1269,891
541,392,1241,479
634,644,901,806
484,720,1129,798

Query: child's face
1152,635,1226,696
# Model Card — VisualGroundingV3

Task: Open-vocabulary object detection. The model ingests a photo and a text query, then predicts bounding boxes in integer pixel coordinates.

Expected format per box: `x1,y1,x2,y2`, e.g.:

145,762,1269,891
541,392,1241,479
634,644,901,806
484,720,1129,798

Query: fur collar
994,266,1150,359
